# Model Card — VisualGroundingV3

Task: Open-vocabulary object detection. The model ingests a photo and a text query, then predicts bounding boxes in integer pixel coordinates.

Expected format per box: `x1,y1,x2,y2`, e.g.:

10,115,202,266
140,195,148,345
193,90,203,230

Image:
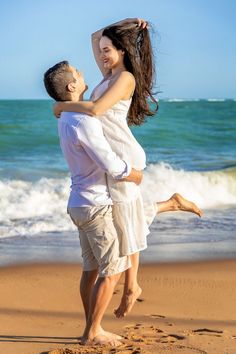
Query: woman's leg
114,252,142,318
114,193,202,319
157,193,203,216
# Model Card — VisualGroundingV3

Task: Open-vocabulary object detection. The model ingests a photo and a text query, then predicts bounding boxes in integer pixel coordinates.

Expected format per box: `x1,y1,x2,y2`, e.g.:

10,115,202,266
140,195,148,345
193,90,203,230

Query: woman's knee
105,272,121,286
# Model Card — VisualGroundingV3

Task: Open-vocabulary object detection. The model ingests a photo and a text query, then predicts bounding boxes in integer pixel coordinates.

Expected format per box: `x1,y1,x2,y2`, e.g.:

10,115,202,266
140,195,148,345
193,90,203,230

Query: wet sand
0,260,235,354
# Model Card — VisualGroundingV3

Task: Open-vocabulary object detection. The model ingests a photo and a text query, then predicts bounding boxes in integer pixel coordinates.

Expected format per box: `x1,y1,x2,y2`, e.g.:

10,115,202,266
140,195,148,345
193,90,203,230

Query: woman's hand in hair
53,102,64,118
134,18,148,29
121,18,148,29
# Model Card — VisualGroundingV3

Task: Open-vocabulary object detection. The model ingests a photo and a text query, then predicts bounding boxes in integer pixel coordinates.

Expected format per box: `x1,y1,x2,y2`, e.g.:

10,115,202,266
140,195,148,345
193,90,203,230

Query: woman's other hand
53,102,63,118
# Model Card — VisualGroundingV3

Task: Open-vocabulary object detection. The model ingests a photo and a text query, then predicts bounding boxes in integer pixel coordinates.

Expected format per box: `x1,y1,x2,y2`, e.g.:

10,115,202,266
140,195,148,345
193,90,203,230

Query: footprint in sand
193,328,236,341
148,314,166,319
109,345,142,354
158,333,186,344
46,343,142,354
168,346,208,354
125,324,186,345
125,324,163,334
46,350,79,354
193,328,223,337
123,325,207,354
146,313,175,326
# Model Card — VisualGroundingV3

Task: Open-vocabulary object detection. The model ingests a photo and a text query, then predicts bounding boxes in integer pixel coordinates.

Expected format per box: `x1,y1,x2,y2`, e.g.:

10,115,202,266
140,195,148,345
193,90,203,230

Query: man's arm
75,117,142,185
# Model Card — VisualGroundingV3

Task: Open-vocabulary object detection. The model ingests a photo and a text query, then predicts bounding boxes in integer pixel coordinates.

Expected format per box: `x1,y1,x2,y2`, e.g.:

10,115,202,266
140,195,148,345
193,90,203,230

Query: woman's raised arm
91,18,147,77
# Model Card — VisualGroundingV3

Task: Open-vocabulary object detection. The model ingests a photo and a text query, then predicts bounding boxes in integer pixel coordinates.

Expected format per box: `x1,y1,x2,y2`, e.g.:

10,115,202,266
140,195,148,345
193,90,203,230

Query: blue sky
0,0,235,99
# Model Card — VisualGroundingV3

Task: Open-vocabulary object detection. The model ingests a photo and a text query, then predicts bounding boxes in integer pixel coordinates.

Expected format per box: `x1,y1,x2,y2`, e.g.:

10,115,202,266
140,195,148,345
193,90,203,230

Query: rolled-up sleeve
74,118,131,179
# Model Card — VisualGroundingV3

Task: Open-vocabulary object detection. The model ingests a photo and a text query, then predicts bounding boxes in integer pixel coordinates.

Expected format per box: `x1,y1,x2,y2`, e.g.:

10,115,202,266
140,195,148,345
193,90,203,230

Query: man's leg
78,205,130,346
82,272,122,345
80,269,98,321
80,269,124,342
67,208,100,335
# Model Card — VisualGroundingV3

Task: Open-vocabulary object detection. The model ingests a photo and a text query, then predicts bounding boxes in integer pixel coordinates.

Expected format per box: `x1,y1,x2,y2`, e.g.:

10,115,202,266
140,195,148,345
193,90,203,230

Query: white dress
91,79,156,256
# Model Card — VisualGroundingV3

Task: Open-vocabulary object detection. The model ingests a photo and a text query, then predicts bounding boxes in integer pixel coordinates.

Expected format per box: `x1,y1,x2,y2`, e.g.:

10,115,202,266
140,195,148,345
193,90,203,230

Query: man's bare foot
114,285,142,318
81,326,123,346
81,332,122,346
171,193,203,217
100,327,123,340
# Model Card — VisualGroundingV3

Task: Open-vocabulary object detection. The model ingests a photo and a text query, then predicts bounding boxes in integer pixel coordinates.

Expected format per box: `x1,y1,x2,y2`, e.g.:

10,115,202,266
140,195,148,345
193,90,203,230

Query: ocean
0,99,236,266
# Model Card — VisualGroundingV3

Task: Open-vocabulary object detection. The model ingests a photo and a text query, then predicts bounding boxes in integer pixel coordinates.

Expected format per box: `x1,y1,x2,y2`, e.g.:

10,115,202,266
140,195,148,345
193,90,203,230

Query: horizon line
0,97,235,101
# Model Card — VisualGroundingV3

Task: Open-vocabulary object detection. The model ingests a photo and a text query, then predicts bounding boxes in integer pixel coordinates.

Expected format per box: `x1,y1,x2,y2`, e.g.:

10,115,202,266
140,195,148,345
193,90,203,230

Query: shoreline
1,216,236,267
1,246,236,268
0,259,235,354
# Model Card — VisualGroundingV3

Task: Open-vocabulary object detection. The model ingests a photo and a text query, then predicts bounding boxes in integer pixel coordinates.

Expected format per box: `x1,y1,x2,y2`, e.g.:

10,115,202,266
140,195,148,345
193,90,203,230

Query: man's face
68,65,87,96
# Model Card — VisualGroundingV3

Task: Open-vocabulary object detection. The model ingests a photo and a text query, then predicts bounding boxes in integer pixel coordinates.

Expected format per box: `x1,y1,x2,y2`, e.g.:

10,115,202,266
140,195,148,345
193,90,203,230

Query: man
44,61,142,346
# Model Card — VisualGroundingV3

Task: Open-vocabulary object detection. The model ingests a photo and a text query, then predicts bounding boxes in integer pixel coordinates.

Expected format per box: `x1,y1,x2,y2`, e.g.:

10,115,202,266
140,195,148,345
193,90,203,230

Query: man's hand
123,168,143,185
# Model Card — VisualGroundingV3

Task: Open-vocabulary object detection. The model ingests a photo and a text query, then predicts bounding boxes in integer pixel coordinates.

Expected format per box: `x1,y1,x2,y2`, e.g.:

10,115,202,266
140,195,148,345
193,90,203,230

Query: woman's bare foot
171,193,203,217
114,285,142,318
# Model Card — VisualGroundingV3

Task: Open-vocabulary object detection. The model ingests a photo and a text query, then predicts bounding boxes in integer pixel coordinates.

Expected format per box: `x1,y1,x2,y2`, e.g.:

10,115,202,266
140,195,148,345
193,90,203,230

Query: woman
54,18,202,318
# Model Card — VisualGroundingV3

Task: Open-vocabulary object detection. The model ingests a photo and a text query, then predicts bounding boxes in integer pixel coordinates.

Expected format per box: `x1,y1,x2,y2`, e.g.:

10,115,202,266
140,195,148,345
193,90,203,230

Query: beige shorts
68,205,131,277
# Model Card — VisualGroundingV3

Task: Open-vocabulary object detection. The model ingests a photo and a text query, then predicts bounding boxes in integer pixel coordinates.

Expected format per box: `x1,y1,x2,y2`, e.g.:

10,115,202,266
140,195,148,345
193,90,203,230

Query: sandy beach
0,260,235,354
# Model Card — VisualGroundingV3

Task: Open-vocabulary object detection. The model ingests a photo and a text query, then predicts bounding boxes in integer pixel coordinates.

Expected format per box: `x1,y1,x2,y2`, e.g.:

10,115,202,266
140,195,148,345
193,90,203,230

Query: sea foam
142,163,236,208
1,163,236,238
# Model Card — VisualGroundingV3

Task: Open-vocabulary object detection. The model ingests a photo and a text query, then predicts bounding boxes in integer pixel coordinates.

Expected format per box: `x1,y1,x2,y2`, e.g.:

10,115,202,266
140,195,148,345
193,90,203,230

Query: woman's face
99,36,124,70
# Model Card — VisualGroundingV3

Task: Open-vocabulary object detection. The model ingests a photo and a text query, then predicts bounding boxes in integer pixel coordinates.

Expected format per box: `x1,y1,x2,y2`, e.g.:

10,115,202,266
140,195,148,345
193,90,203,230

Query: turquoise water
0,99,236,264
1,99,236,178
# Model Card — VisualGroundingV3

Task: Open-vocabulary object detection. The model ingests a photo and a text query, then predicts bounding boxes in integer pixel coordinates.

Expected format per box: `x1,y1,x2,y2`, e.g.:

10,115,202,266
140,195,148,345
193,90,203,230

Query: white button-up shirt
58,112,131,207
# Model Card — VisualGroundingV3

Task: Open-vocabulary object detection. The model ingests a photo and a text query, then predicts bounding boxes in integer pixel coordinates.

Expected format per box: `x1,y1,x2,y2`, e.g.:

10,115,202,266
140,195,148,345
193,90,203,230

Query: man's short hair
44,61,74,101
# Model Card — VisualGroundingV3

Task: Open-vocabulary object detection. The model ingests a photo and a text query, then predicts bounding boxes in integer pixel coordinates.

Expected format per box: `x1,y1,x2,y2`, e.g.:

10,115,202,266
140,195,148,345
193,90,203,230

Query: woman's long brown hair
102,23,158,126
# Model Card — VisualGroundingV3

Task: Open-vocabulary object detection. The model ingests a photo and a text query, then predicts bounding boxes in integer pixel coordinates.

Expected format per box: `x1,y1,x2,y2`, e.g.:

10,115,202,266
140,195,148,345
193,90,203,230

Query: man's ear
67,82,76,92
